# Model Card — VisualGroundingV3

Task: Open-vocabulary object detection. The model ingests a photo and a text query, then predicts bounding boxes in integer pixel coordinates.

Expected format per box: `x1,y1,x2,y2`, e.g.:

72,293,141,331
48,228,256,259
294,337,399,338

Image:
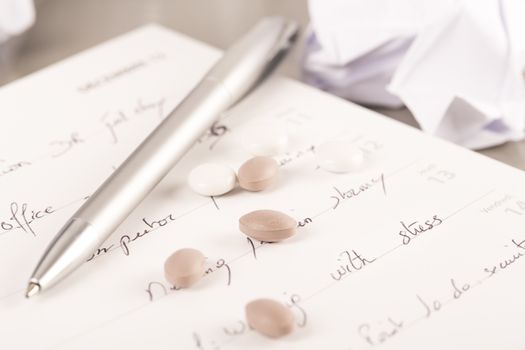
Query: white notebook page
1,25,524,350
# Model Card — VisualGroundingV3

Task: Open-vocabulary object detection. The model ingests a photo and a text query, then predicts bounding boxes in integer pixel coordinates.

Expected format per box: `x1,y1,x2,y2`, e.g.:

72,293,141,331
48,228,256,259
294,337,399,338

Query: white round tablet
315,140,365,173
188,163,236,196
241,121,288,156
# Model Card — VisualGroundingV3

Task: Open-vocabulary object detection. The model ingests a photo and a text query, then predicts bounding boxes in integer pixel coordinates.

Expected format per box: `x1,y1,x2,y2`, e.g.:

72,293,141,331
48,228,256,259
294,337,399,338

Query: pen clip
266,20,300,66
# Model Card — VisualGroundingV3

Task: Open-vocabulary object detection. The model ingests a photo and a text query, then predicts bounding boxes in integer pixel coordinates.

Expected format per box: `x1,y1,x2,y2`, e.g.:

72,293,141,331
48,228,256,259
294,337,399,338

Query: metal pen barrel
27,16,298,297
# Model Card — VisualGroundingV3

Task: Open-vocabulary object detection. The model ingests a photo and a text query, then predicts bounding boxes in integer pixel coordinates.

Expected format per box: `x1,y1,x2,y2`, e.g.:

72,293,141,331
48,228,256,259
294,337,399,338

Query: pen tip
25,282,40,298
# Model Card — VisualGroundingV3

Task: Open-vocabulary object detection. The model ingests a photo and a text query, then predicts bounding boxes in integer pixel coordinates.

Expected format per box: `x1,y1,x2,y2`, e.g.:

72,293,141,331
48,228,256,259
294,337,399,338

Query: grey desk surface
2,0,524,170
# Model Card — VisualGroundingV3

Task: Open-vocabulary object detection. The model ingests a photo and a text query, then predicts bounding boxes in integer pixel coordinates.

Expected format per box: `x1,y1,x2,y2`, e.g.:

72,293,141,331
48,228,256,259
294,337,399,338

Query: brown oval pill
238,156,278,192
239,210,297,242
245,298,294,338
164,248,205,288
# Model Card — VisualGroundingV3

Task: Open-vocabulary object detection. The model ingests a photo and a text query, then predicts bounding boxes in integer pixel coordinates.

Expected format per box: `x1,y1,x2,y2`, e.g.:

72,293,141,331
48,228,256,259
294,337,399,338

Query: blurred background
1,0,524,169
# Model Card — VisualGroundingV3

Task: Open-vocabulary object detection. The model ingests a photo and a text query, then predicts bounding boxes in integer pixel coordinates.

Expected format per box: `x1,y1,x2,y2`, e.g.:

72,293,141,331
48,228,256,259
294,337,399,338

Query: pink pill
164,248,206,288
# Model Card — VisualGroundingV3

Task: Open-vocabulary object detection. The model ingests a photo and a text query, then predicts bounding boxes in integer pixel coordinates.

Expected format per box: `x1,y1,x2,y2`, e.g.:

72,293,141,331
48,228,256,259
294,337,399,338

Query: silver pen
26,17,298,298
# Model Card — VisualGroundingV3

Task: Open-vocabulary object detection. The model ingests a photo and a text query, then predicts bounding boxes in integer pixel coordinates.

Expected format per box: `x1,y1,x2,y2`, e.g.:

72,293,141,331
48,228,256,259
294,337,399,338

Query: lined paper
1,25,525,350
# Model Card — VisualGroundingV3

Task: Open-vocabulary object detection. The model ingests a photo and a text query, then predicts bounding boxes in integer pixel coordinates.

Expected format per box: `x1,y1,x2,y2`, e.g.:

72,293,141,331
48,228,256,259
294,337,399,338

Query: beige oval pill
238,156,279,192
246,298,294,338
164,248,205,288
239,210,297,242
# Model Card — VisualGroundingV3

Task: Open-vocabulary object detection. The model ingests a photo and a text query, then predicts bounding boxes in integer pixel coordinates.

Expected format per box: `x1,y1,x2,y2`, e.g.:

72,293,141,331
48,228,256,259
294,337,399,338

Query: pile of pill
164,122,370,339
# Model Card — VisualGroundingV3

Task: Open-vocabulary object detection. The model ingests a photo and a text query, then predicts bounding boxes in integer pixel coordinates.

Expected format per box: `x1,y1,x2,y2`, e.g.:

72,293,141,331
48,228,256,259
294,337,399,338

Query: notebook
1,24,524,349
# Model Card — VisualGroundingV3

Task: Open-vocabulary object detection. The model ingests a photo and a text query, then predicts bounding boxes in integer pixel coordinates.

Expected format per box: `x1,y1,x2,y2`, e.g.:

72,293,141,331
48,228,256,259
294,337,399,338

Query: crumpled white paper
0,0,35,44
303,0,525,149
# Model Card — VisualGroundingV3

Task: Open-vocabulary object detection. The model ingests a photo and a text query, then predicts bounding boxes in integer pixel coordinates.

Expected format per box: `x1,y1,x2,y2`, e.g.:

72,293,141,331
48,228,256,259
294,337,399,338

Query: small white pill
242,121,288,156
315,140,364,173
188,163,236,196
